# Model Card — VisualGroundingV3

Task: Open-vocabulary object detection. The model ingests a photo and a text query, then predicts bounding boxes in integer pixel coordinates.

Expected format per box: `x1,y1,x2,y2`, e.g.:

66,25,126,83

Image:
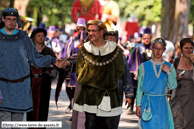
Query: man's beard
7,27,15,30
6,24,16,31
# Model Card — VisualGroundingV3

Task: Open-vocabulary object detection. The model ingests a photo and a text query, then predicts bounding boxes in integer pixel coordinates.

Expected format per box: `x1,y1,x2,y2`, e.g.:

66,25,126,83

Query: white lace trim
73,103,122,117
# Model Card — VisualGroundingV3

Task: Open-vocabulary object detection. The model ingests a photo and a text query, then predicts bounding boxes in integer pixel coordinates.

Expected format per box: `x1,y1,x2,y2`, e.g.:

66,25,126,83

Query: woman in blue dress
136,38,177,129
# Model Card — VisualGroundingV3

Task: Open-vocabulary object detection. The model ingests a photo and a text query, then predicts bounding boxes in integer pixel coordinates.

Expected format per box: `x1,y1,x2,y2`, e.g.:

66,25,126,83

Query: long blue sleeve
167,66,177,90
136,64,144,106
22,34,56,68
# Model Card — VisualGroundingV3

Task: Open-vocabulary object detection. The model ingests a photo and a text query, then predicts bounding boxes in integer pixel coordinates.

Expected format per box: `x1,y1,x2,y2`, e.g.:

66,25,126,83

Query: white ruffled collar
83,40,117,56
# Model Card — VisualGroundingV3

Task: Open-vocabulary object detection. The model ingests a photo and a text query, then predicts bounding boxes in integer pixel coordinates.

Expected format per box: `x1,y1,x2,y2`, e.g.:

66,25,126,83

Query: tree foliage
28,0,165,27
1,0,193,33
28,0,74,27
190,0,194,34
161,0,191,45
116,0,162,26
189,0,194,24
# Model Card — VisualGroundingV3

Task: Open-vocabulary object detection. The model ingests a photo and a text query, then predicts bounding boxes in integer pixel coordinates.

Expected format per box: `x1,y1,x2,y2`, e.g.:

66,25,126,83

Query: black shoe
65,107,72,113
69,117,72,121
128,110,134,115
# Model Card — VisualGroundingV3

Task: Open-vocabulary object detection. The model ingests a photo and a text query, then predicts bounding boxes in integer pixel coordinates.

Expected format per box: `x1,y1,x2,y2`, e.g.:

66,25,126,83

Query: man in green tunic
72,20,125,129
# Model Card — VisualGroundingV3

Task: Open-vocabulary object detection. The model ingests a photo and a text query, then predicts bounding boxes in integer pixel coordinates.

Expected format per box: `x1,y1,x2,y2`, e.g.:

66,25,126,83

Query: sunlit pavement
47,82,139,129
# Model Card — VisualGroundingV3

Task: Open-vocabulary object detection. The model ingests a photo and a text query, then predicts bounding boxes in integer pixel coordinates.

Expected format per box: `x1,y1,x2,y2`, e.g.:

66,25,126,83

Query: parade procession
0,0,194,129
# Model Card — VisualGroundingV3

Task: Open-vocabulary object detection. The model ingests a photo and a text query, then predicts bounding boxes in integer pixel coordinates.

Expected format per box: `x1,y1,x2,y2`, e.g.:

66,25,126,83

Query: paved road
47,82,139,129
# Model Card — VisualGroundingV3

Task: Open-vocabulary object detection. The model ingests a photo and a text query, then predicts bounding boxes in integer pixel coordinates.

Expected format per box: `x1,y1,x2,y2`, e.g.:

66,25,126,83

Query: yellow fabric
103,1,120,31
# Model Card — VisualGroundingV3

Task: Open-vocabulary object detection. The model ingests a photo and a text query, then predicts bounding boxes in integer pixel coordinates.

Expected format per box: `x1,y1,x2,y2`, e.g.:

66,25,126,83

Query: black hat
0,7,22,28
30,28,47,38
2,8,19,17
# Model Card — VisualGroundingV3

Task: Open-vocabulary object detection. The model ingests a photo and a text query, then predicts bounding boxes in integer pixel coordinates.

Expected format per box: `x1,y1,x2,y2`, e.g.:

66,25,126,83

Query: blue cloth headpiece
152,38,166,45
0,7,22,28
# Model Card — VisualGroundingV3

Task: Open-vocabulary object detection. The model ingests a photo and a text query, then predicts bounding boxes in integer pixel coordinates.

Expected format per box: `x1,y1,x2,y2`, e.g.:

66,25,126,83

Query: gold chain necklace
80,47,120,66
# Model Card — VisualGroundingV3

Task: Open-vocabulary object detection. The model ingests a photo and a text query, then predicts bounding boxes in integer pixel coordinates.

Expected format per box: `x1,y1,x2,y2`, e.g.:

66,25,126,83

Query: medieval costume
46,26,63,56
57,18,86,114
128,28,152,114
65,53,133,129
27,46,55,121
73,20,125,129
0,8,56,117
46,26,61,81
71,0,102,22
125,19,139,40
73,40,125,116
136,59,177,129
26,28,56,123
60,34,80,112
55,53,84,129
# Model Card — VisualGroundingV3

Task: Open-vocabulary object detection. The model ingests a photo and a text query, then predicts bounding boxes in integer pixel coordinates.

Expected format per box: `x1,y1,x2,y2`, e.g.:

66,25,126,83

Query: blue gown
136,59,177,129
0,29,56,113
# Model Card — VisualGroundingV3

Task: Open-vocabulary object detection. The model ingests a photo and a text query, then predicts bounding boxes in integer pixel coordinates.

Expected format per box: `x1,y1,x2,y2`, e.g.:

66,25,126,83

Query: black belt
31,71,48,78
0,74,30,83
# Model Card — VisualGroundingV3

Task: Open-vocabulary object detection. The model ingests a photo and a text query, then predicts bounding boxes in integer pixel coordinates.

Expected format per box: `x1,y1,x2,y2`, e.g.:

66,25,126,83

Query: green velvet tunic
74,44,125,116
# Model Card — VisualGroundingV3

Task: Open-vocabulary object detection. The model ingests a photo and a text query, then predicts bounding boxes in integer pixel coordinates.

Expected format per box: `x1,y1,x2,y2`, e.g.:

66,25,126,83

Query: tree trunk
36,11,42,27
14,0,30,16
161,0,190,45
173,0,191,44
1,1,9,7
161,0,176,41
161,0,170,39
167,0,176,42
9,0,15,8
0,0,3,15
